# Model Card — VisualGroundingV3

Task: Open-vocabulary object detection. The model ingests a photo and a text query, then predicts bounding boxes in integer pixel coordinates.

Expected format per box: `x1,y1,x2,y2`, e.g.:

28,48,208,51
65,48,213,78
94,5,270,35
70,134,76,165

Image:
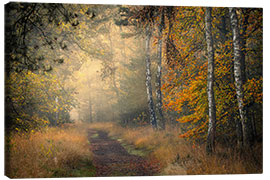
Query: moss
52,159,96,177
114,137,151,157
90,133,99,139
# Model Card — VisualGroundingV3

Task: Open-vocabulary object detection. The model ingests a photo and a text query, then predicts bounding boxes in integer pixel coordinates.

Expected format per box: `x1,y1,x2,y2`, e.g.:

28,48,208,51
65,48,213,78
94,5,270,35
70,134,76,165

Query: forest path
88,129,160,176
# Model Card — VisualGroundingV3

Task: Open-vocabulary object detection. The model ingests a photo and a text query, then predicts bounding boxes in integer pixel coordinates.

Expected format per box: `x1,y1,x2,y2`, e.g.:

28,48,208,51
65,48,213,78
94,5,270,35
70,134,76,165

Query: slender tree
86,77,93,123
239,8,259,142
156,8,165,130
229,7,253,147
205,7,217,154
164,7,179,68
145,26,158,129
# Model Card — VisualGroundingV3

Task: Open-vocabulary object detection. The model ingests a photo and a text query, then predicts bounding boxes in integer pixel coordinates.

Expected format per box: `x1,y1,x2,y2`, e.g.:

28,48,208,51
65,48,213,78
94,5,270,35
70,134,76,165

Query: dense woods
5,2,262,177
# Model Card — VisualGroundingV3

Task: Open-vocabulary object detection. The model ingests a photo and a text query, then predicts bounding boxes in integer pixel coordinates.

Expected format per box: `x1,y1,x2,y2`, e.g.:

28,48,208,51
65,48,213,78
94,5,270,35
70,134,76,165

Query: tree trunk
165,11,179,68
87,81,93,123
220,8,243,146
119,25,127,63
145,27,157,129
85,63,93,123
156,9,165,130
239,9,258,142
220,8,228,44
107,23,122,122
229,7,253,147
251,110,257,140
239,8,250,84
205,7,217,154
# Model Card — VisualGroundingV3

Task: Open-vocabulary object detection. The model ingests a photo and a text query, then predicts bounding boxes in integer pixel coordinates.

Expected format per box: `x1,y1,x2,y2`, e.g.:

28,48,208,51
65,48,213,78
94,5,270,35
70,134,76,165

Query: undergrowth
88,122,262,175
5,123,95,178
6,122,261,177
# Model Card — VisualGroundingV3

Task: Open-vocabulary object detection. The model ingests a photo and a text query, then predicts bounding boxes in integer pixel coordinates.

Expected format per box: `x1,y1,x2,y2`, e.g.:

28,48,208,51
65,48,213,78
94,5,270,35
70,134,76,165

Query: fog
6,3,153,125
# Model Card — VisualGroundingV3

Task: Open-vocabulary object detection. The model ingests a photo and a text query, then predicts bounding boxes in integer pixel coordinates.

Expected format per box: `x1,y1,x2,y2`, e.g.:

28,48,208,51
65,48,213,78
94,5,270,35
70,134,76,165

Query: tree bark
156,9,165,130
165,10,179,68
205,7,217,154
251,110,257,140
87,79,93,123
229,7,253,147
220,8,228,44
220,8,243,146
239,8,250,84
145,27,157,129
239,9,258,142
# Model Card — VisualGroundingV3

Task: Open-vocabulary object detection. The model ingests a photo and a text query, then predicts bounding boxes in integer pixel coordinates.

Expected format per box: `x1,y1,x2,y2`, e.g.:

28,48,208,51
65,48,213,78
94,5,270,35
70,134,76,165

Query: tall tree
156,8,165,130
86,75,93,123
127,6,160,129
205,7,217,154
145,26,158,129
164,6,179,68
229,7,254,147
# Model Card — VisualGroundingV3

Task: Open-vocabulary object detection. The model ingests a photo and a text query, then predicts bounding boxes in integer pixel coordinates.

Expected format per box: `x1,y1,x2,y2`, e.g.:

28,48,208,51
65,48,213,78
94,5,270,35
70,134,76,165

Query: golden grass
5,123,93,178
88,122,262,175
7,122,261,177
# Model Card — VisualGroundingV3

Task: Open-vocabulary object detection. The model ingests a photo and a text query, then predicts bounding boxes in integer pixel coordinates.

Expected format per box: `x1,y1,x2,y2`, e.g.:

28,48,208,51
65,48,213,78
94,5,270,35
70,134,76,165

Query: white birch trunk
156,10,165,130
145,27,157,129
205,7,217,154
229,7,252,147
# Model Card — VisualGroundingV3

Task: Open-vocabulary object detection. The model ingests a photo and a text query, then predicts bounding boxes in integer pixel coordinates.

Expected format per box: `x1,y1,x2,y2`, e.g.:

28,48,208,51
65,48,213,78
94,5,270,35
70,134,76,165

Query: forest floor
87,123,262,175
6,123,261,178
88,129,161,176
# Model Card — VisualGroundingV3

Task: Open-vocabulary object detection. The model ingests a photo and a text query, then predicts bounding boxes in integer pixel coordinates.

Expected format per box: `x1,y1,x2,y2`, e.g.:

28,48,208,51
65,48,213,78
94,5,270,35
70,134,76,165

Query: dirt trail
88,129,160,176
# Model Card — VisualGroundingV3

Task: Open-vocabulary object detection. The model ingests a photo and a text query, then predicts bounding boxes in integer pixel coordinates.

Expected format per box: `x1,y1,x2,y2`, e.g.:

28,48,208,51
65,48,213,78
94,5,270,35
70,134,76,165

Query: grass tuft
5,123,95,178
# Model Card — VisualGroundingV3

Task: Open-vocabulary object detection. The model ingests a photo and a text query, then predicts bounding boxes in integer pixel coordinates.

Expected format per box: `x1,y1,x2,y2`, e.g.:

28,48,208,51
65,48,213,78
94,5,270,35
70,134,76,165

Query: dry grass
5,123,94,178
88,122,262,175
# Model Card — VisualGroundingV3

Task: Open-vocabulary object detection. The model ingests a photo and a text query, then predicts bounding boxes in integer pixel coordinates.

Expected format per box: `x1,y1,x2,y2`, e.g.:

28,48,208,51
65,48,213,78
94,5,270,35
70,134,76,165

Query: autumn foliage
6,70,75,132
162,7,262,143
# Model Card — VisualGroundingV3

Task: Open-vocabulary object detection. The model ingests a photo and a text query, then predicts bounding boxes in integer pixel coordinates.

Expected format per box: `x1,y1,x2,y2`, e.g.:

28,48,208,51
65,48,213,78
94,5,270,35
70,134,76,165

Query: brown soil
88,129,161,177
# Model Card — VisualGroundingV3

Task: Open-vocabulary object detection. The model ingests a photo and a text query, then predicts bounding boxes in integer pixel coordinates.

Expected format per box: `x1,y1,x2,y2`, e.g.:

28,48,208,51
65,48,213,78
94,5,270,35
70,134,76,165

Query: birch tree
145,26,158,129
156,8,165,130
229,7,253,147
205,7,217,154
